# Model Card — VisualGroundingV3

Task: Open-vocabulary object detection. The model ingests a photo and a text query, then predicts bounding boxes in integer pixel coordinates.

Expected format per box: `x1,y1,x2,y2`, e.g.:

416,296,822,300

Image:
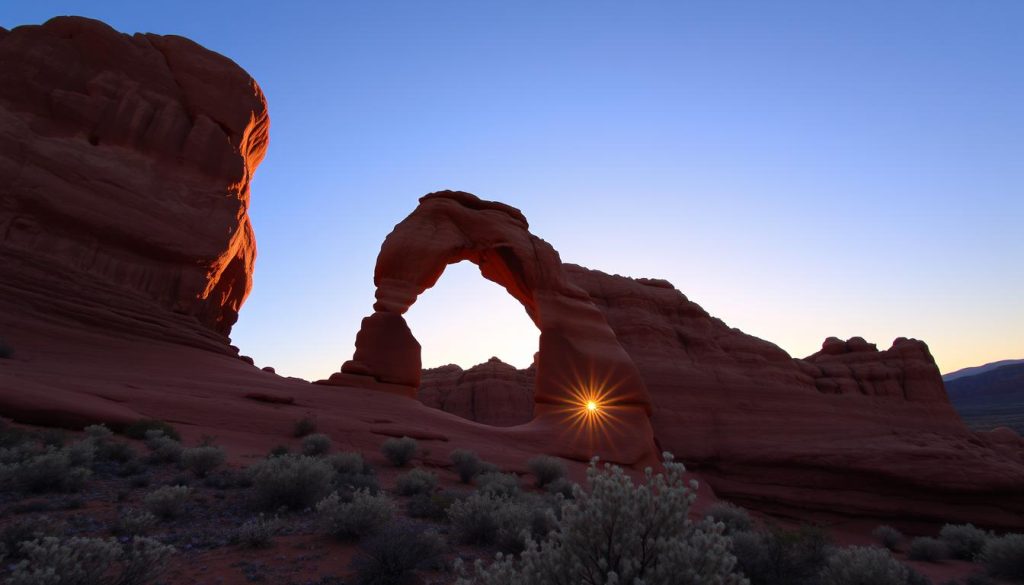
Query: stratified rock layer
0,17,269,345
419,358,536,426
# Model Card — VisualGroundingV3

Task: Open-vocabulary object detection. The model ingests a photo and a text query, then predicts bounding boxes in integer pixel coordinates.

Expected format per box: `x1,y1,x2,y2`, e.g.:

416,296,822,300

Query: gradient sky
4,2,1022,378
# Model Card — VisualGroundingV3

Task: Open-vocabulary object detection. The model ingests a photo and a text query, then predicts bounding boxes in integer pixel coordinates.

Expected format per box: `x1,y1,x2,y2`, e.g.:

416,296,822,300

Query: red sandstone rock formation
0,17,268,347
319,190,658,462
419,358,535,426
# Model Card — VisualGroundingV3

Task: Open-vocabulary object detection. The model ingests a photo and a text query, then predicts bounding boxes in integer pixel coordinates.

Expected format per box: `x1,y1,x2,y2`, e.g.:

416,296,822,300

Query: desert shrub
268,444,290,457
459,454,745,585
408,491,459,521
143,485,192,520
237,515,280,549
99,440,135,464
6,535,174,585
449,491,503,545
0,337,13,359
317,489,396,540
118,536,176,585
909,537,948,562
180,445,226,477
477,471,520,498
873,525,905,551
0,517,63,562
248,454,334,511
114,508,157,537
395,468,438,496
328,451,371,475
352,521,446,585
14,448,91,493
84,424,114,441
39,429,68,448
731,525,833,585
293,416,317,437
381,437,418,467
979,533,1024,581
124,419,180,441
940,524,991,561
301,433,332,456
450,449,483,483
545,477,577,499
818,546,909,585
448,491,558,552
64,439,96,468
0,420,29,448
527,455,566,488
705,502,753,535
144,430,183,464
906,567,933,585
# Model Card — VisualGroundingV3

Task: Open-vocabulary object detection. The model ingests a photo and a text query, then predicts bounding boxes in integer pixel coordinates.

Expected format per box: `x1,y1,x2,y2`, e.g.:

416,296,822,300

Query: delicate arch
319,191,651,418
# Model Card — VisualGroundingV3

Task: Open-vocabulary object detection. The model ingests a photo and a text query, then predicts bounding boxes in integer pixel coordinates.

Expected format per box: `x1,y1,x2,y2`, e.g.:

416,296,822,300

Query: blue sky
3,1,1021,377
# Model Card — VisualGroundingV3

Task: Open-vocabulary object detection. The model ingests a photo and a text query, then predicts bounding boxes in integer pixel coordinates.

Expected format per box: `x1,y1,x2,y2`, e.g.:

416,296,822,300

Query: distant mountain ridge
946,361,1024,435
944,359,1024,382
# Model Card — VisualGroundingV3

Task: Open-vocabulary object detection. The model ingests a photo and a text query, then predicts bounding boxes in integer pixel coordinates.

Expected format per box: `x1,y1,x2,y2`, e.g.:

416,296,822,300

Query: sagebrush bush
237,515,280,549
395,468,438,496
293,416,317,437
450,449,483,484
381,437,418,467
317,489,396,540
124,419,180,441
408,491,459,521
352,521,446,585
327,451,371,475
84,424,113,441
144,430,183,464
8,448,91,493
527,455,566,488
6,535,174,585
818,546,908,585
940,524,991,561
301,433,332,456
545,477,576,499
0,517,63,562
873,525,904,551
730,525,833,585
143,485,192,520
979,533,1024,581
908,537,948,562
705,502,753,535
447,491,557,554
180,445,226,477
459,453,746,585
477,472,520,498
114,508,157,537
248,454,334,511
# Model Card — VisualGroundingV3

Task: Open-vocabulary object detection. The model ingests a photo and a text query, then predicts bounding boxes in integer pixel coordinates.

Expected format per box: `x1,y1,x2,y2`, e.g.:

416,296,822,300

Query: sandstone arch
321,191,652,422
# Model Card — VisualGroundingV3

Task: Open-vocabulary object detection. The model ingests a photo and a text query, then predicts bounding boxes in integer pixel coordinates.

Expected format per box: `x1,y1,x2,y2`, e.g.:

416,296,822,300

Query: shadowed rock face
419,358,536,426
0,17,269,344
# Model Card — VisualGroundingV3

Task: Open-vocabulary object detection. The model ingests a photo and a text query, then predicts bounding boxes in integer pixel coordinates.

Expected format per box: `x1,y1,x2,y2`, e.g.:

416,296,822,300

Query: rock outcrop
0,16,269,348
419,358,535,426
320,190,658,462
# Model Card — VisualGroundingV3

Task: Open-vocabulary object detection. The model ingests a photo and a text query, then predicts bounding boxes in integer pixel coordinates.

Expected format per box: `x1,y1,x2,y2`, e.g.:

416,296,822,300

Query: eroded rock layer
0,16,269,344
419,358,535,426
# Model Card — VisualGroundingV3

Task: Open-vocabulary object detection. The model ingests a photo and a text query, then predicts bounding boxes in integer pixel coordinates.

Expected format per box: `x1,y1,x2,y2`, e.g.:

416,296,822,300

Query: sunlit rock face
0,16,269,347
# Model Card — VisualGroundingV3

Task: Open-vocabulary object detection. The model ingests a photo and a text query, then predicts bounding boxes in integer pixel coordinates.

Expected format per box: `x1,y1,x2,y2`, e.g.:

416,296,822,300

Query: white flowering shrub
395,467,438,496
818,546,908,585
459,453,747,585
317,489,396,540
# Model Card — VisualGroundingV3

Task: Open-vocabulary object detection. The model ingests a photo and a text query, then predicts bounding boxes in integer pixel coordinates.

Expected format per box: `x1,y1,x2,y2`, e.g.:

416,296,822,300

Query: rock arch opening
409,260,539,426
